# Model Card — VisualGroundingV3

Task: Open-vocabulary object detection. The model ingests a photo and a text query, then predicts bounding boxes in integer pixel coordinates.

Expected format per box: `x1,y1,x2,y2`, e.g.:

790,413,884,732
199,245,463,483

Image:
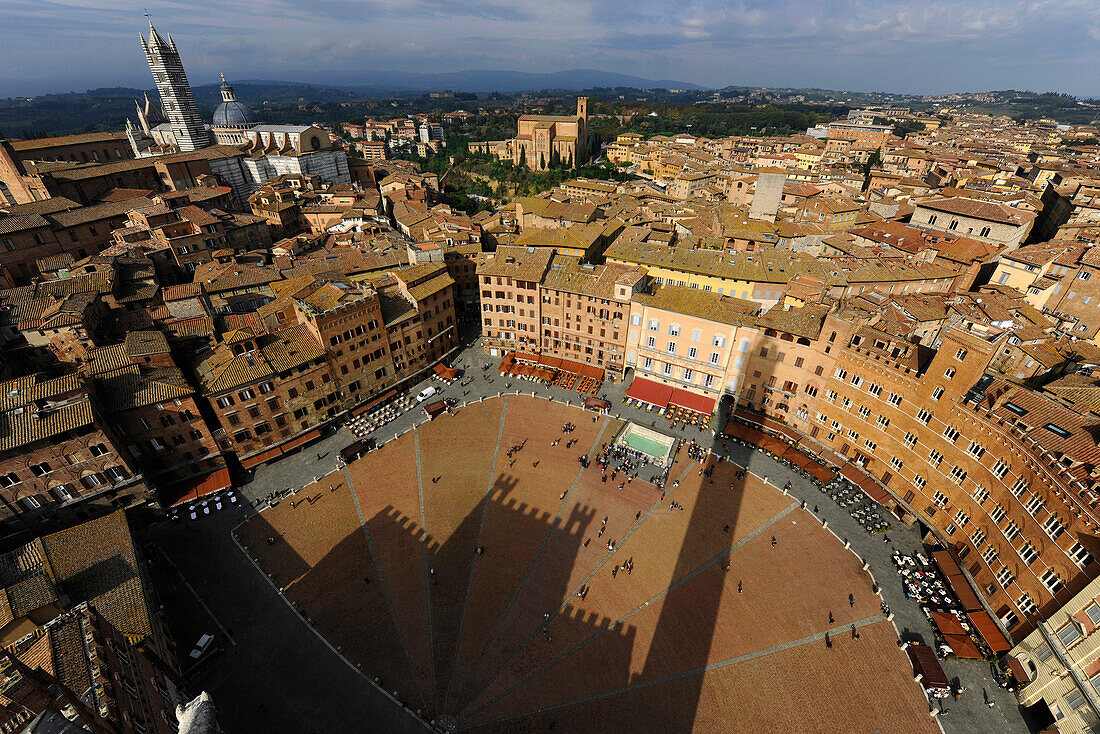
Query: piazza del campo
2,5,1100,732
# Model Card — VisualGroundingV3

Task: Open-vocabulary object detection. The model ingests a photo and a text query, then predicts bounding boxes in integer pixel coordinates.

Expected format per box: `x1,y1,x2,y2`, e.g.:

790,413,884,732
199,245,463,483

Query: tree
518,146,526,168
539,152,546,170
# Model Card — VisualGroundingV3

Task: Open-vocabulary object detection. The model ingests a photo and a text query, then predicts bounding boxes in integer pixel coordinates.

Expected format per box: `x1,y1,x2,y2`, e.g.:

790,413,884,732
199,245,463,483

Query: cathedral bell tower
140,20,210,152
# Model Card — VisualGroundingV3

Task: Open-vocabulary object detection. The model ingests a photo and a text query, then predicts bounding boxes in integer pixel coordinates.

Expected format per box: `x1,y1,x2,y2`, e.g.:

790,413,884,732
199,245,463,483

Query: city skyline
3,0,1100,98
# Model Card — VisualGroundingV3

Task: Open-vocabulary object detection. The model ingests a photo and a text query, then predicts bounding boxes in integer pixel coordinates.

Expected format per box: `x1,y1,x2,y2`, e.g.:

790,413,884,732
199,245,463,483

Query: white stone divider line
340,461,432,716
467,497,801,720
411,426,445,715
458,454,729,719
469,612,887,729
442,396,514,710
448,413,615,713
228,517,433,731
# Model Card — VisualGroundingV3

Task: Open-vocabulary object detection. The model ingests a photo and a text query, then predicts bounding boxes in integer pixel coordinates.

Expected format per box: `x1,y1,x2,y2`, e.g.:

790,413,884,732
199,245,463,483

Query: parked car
416,386,437,402
189,633,215,659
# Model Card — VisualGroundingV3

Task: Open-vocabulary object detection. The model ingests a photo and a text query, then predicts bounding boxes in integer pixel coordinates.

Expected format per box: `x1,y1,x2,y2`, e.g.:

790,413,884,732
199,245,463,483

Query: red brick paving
454,448,662,712
464,507,885,724
461,464,789,716
242,398,935,732
347,436,437,710
239,478,424,711
467,620,935,734
445,397,607,710
417,399,505,707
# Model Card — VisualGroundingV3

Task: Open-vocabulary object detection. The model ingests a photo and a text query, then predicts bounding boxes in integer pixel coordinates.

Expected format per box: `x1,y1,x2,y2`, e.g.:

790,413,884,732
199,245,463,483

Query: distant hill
283,68,705,94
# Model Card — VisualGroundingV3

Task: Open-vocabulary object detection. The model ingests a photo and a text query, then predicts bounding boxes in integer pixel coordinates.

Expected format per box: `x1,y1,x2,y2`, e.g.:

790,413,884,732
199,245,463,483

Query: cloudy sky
3,0,1100,97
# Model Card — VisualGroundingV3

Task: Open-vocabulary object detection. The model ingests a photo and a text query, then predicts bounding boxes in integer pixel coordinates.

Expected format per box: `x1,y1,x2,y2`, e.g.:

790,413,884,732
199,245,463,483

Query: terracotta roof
633,284,759,325
196,324,324,393
41,510,153,641
916,196,1035,225
477,245,554,282
8,132,128,151
193,261,280,293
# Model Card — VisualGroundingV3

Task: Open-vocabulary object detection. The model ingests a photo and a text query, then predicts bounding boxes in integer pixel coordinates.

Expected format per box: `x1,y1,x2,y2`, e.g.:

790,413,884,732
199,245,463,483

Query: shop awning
166,468,232,507
669,388,716,415
931,549,984,612
786,451,834,483
537,355,563,369
353,388,397,416
579,363,604,380
930,611,967,636
626,377,673,408
968,610,1012,653
280,428,323,454
838,464,892,505
241,445,284,469
433,363,458,379
907,643,950,689
1007,657,1031,684
757,435,788,456
584,396,611,411
943,633,983,659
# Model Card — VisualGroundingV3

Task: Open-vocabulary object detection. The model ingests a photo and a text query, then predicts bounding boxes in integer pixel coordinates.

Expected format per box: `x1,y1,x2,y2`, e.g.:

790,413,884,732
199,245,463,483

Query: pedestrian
636,511,641,520
329,484,334,492
771,536,777,547
737,579,742,593
825,632,831,649
723,524,730,533
560,491,566,500
986,700,995,709
849,593,855,607
829,611,834,624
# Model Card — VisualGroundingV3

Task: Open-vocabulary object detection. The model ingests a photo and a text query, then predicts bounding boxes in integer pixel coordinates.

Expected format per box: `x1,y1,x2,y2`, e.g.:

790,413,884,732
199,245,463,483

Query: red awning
626,377,674,408
943,633,983,659
280,428,323,455
579,363,604,380
804,461,835,483
513,352,540,364
929,549,984,612
353,388,397,416
241,445,283,469
167,468,232,507
968,610,1012,653
930,611,967,636
907,643,950,689
537,355,563,369
785,451,835,483
838,465,891,505
433,363,458,379
1007,657,1031,683
757,435,788,455
668,388,716,415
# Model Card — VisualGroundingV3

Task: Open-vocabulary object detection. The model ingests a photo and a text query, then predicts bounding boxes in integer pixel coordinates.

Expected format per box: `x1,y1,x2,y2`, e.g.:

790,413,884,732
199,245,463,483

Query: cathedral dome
211,74,260,129
212,99,260,128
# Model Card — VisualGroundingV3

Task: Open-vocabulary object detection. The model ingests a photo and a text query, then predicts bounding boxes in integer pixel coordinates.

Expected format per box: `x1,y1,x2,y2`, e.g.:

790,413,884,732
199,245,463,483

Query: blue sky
2,0,1099,97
